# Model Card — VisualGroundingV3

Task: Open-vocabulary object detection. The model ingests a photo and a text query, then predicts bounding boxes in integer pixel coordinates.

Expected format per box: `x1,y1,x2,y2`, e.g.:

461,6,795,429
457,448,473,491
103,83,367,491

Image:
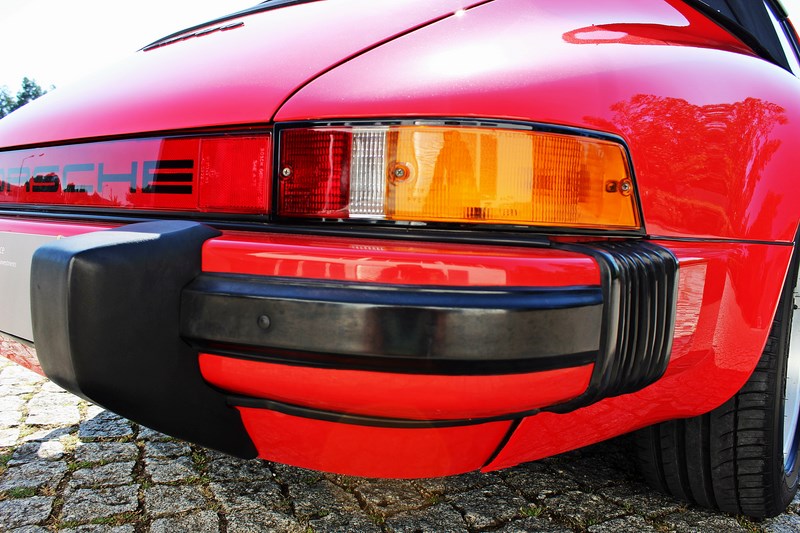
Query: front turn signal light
278,123,640,231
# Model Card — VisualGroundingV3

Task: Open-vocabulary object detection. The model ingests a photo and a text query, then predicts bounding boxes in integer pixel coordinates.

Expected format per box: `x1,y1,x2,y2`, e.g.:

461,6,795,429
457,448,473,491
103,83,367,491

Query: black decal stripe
150,173,194,183
153,160,194,170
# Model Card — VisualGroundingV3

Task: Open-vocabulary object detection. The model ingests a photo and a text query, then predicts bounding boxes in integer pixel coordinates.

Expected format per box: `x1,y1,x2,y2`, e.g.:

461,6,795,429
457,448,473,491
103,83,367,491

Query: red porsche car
1,0,799,519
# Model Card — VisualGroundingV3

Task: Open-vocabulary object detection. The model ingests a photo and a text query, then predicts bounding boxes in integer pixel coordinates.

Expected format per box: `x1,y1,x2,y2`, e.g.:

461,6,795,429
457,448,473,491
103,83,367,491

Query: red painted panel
0,218,110,237
0,0,486,148
277,0,800,243
238,406,511,478
485,240,794,470
199,354,593,420
203,232,600,287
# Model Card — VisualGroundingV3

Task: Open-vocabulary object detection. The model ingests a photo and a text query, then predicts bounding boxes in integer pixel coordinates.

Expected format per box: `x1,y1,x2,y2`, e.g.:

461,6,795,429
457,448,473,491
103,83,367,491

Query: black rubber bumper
30,221,678,448
30,221,258,458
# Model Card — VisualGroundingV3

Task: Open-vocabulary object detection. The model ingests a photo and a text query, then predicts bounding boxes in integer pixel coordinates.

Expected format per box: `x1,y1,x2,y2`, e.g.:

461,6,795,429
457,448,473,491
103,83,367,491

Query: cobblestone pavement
3,358,800,533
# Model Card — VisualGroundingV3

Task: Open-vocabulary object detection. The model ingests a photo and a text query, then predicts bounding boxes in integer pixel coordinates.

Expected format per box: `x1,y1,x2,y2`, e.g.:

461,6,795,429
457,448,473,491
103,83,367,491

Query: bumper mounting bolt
257,315,271,330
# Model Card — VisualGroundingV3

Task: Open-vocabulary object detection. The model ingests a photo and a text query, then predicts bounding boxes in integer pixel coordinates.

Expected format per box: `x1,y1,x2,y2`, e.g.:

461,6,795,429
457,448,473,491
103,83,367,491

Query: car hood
0,0,484,149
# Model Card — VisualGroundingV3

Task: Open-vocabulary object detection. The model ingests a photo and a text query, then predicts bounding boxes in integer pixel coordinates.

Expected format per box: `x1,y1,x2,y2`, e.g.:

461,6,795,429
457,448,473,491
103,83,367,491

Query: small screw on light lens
619,179,633,196
388,163,411,183
281,166,293,179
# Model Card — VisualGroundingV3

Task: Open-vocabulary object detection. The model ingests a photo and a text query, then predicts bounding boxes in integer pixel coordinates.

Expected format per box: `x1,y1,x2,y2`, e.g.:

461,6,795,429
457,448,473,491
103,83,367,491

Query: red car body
1,0,799,491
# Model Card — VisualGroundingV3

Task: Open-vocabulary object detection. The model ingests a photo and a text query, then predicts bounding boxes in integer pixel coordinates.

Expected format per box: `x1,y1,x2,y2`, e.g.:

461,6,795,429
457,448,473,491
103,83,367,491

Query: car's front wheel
634,245,800,518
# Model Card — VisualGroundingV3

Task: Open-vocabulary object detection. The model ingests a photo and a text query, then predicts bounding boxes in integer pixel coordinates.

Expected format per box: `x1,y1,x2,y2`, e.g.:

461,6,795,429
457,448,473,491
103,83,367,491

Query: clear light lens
278,124,640,230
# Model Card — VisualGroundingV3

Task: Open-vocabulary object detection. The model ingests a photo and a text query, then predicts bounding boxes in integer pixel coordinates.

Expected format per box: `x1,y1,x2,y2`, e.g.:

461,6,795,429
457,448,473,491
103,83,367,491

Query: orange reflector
278,125,640,230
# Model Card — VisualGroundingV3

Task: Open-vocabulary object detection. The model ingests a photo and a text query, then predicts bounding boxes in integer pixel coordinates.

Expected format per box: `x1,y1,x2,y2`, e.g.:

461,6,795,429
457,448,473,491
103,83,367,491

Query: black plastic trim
30,220,257,459
229,395,534,429
181,274,603,363
193,343,597,376
547,241,679,411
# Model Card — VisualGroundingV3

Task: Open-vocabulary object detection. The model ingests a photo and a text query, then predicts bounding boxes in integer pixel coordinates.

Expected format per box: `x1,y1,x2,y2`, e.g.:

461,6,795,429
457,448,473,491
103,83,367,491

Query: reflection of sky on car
2,0,799,97
0,0,256,95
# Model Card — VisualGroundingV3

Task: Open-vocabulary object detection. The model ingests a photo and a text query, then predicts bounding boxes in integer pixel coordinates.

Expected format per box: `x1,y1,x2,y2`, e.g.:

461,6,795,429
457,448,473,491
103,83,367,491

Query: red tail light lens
277,124,641,230
0,135,271,214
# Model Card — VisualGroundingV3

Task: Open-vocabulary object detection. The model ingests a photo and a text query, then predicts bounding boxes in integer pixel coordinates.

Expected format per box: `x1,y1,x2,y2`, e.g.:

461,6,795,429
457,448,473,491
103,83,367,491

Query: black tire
634,248,800,518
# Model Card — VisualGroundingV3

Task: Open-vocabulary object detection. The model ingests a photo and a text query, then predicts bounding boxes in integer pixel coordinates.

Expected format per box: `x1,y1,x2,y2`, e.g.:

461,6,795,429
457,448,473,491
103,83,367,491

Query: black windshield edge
141,0,320,51
682,0,787,69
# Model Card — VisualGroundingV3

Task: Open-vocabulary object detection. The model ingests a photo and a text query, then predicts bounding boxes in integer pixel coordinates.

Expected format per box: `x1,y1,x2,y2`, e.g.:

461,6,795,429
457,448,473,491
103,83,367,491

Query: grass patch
5,487,37,499
519,504,545,518
67,461,93,472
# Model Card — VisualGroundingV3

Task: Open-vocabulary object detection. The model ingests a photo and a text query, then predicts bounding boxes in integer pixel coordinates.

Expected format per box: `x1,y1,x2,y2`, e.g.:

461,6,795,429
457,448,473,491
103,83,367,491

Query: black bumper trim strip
181,275,604,363
196,344,597,376
229,395,536,429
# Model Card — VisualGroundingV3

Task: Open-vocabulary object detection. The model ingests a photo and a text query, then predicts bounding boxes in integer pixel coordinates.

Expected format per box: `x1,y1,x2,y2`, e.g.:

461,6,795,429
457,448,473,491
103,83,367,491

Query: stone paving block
9,440,65,465
10,526,51,533
502,462,581,500
61,484,140,523
446,483,527,530
143,440,191,459
225,509,305,533
763,513,800,532
79,408,133,439
587,515,660,532
144,456,196,483
0,427,20,446
137,426,172,441
497,516,573,532
385,502,469,533
20,426,75,444
209,480,284,512
661,509,747,532
0,460,67,491
0,396,23,426
413,471,502,496
271,462,325,485
150,510,220,533
0,364,45,386
26,391,81,426
542,491,627,529
144,484,207,517
310,513,383,533
67,461,135,490
74,442,138,464
355,479,429,517
0,496,54,529
289,479,361,520
205,455,273,482
598,482,686,518
558,455,631,490
61,526,136,533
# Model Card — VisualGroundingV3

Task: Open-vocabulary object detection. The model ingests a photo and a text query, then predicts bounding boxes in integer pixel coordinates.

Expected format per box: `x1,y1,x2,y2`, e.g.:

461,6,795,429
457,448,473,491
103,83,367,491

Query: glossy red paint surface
0,0,486,149
237,406,512,478
277,0,800,243
199,354,593,420
0,218,110,237
203,232,600,287
485,240,794,470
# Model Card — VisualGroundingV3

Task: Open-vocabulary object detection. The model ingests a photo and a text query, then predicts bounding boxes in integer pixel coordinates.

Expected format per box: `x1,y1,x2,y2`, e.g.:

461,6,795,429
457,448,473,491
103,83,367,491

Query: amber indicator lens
0,135,271,214
278,125,640,230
